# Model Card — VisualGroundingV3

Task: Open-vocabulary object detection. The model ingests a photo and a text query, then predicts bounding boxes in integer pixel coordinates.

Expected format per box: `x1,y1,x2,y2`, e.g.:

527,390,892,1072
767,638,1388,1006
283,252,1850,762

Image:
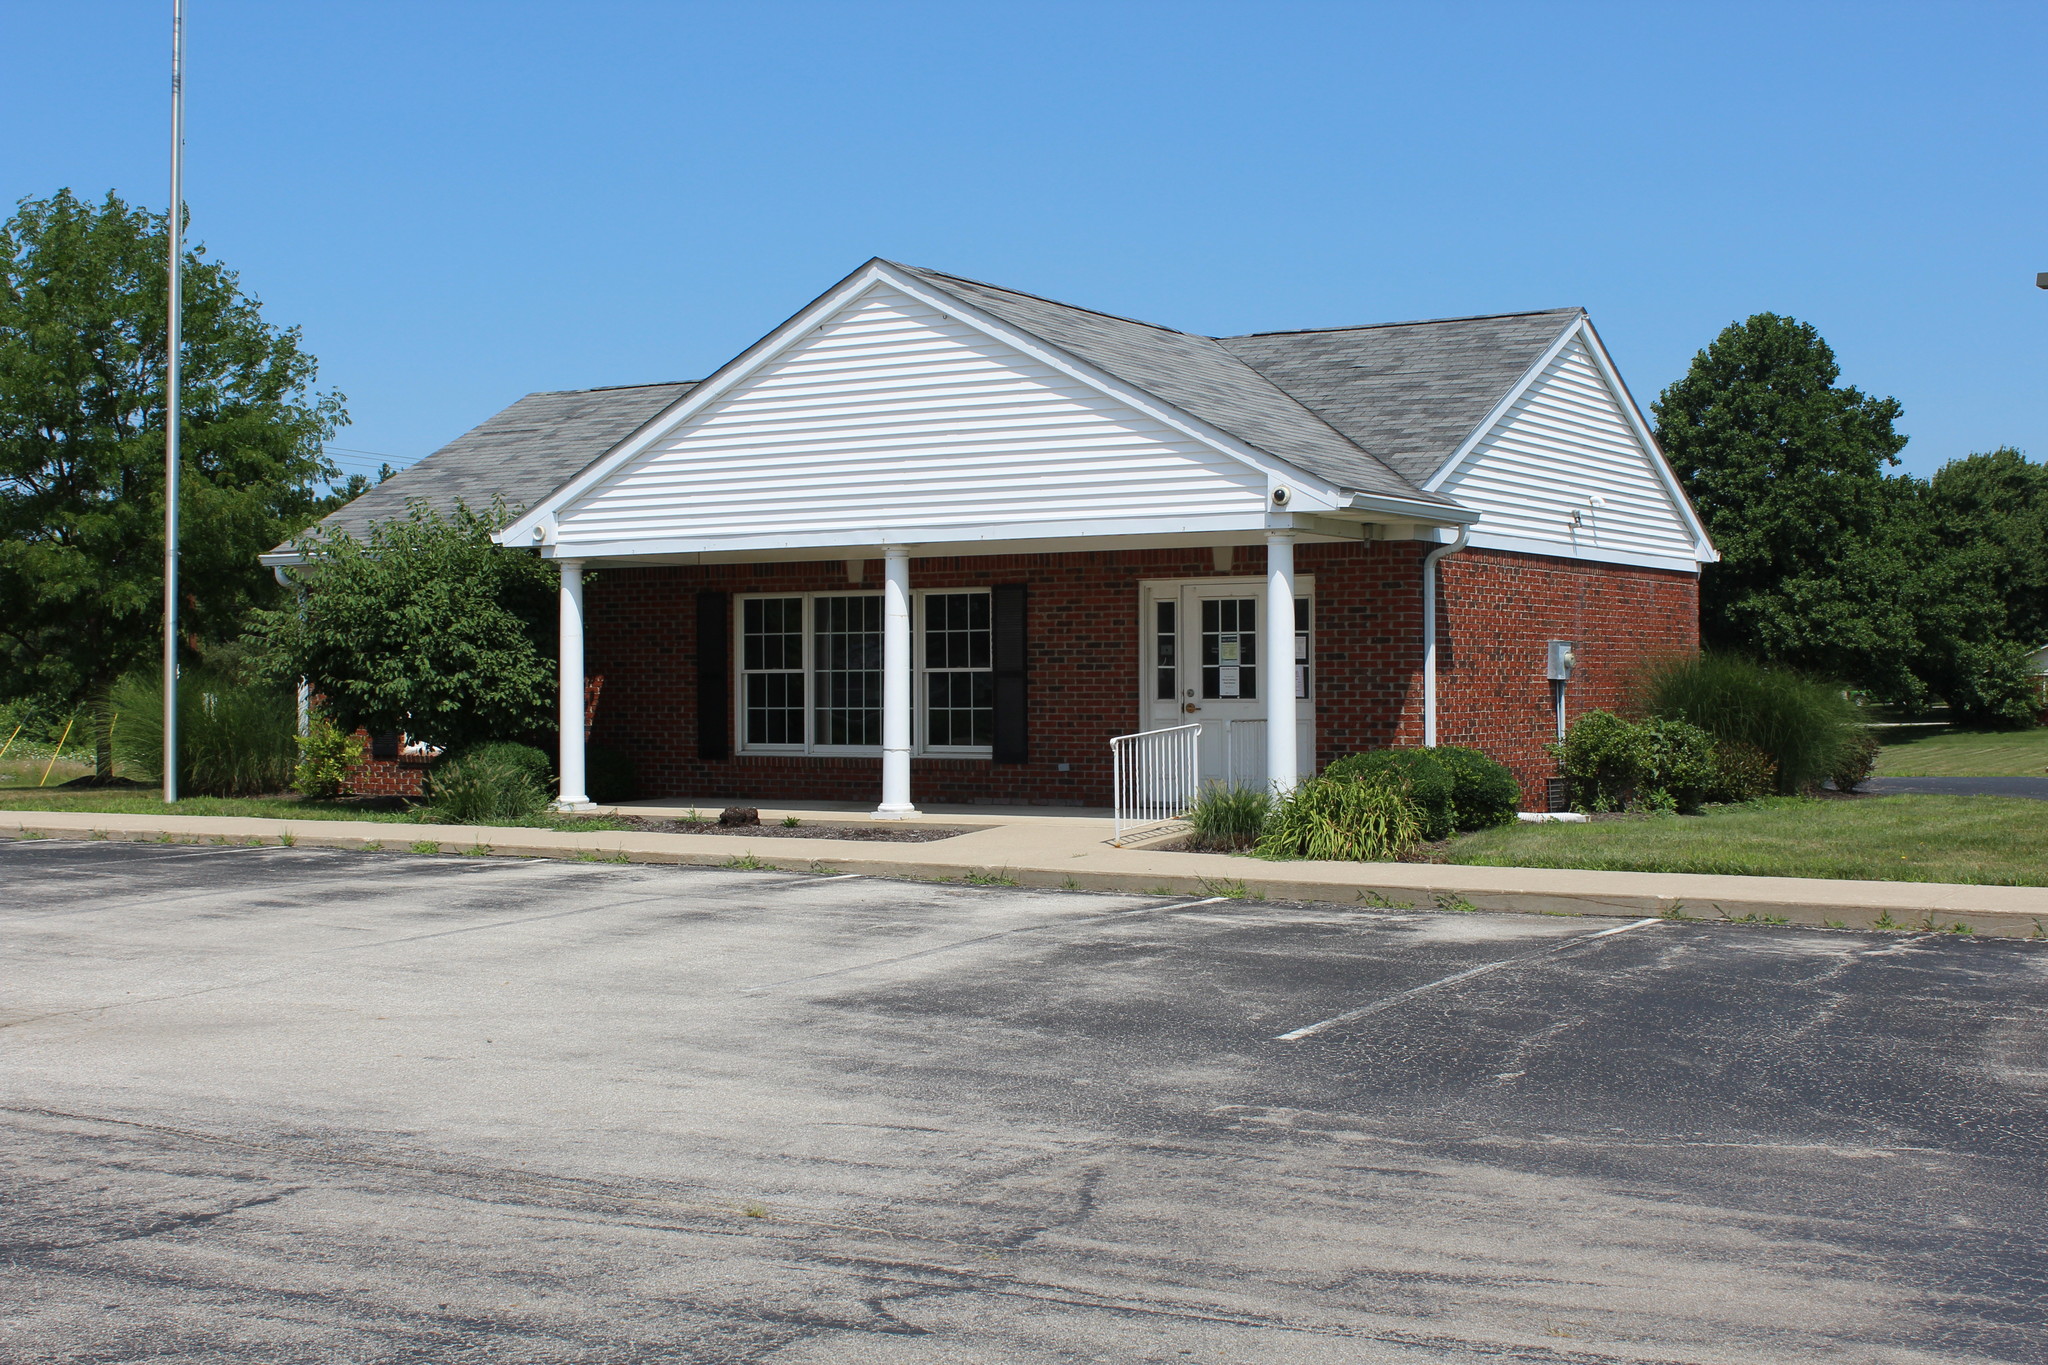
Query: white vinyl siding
1435,338,1701,566
554,285,1265,545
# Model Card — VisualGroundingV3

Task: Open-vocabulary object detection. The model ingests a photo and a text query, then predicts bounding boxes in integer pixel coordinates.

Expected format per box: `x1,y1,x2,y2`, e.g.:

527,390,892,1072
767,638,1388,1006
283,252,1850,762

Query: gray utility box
1546,640,1578,682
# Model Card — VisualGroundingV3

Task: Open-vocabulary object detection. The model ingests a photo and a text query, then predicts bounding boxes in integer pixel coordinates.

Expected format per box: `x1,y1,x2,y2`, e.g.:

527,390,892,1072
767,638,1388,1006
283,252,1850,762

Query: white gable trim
1420,316,1715,564
500,261,1464,549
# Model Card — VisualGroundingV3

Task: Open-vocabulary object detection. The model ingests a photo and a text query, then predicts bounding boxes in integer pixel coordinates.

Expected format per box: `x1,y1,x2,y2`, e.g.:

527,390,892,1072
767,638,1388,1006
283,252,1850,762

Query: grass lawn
1876,726,2048,777
1445,796,2048,886
0,787,629,832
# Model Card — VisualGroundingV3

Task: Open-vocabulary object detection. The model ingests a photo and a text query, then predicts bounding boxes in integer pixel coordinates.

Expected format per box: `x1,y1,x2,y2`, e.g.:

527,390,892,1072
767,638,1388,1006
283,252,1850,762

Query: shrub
1255,773,1422,862
1554,710,1717,813
106,669,297,796
460,741,553,790
1708,740,1778,804
1323,748,1455,840
1830,728,1882,793
1639,652,1860,793
294,716,365,798
419,752,549,825
1938,640,2042,730
1431,745,1522,830
1186,782,1273,851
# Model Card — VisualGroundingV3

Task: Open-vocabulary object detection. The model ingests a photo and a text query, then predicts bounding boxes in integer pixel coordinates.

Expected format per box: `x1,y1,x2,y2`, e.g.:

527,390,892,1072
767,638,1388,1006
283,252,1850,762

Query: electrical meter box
1546,640,1578,681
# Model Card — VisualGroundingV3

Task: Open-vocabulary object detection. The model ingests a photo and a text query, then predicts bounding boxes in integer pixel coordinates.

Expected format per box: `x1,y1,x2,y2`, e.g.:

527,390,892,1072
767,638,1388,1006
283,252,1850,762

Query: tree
0,188,345,764
247,501,559,754
1652,313,1912,690
1655,316,2041,725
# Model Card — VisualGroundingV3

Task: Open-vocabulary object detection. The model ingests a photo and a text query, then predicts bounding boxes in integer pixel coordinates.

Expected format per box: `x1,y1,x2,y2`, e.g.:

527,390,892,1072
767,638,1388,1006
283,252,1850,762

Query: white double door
1141,578,1313,790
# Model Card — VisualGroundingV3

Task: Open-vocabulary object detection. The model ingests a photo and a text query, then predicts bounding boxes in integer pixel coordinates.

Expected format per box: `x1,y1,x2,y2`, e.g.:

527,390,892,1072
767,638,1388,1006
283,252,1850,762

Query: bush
1939,640,2042,730
294,716,365,798
1186,782,1273,851
419,751,549,825
460,741,553,790
1323,748,1456,840
1553,710,1717,813
1830,728,1882,793
106,669,297,796
1431,745,1522,830
1640,652,1860,793
1708,740,1778,804
1255,773,1422,862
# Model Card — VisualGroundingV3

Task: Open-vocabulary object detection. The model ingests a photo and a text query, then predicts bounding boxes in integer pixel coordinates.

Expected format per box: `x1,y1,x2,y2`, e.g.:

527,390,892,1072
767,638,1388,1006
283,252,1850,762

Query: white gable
1432,334,1707,570
550,284,1266,550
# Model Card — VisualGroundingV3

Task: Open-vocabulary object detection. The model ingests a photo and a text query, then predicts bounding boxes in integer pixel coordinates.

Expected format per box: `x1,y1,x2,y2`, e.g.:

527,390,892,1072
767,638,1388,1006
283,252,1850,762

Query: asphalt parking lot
3,840,2045,1364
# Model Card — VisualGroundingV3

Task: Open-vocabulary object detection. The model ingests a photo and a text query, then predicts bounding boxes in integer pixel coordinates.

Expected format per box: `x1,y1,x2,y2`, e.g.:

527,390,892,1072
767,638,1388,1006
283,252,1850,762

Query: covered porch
544,521,1464,818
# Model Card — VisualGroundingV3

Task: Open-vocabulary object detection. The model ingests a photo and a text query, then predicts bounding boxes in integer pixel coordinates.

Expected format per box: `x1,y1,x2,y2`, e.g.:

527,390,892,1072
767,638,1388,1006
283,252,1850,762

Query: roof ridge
530,379,698,397
1220,307,1583,340
886,262,1202,339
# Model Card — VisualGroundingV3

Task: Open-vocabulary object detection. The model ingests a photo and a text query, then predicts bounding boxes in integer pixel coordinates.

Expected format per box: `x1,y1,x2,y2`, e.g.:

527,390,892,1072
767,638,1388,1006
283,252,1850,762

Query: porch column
555,559,593,810
874,546,920,818
1264,530,1298,794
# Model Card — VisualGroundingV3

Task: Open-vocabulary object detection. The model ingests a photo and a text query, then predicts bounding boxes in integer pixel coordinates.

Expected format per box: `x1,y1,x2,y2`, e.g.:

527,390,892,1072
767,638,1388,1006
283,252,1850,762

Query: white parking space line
1274,917,1663,1042
740,896,1233,993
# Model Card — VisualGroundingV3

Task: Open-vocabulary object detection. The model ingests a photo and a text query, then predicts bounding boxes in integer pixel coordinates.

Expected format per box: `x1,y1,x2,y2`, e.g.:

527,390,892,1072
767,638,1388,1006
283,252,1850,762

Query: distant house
270,260,1714,812
2030,643,2048,715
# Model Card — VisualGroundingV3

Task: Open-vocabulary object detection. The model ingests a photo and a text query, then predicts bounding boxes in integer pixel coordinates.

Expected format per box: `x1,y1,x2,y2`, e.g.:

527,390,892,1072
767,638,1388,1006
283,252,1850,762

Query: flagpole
163,0,184,804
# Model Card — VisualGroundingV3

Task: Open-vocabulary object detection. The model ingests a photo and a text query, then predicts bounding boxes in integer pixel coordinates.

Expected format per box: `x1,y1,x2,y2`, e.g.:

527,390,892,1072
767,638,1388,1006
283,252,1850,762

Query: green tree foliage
0,189,346,732
248,500,558,754
1656,315,2042,724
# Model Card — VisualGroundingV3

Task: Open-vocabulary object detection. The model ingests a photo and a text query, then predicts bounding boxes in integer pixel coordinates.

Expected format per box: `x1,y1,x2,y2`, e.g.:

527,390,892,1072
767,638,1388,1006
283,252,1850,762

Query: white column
555,559,593,810
1264,530,1298,794
874,546,919,818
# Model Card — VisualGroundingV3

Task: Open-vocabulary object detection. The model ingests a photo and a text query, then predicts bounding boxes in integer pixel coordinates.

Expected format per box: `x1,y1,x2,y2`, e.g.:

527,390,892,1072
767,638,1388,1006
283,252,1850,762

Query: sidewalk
6,808,2045,939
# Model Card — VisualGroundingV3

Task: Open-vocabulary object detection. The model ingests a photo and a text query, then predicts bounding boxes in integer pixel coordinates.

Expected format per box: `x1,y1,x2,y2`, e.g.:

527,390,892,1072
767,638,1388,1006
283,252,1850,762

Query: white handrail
1109,723,1201,846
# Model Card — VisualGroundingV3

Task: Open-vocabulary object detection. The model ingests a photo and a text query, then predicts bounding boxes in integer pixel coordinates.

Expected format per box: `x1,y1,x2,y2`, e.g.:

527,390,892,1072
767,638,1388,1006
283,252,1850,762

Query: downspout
1421,525,1469,748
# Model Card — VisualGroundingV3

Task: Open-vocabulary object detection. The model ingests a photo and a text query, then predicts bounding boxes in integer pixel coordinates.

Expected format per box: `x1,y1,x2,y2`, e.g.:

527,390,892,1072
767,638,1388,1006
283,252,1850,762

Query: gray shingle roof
891,263,1454,507
275,380,694,553
1218,309,1582,486
284,268,1587,555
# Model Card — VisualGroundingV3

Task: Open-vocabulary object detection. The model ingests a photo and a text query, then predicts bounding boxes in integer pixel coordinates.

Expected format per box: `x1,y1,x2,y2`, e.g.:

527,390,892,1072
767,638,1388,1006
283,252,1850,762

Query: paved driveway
3,841,2045,1364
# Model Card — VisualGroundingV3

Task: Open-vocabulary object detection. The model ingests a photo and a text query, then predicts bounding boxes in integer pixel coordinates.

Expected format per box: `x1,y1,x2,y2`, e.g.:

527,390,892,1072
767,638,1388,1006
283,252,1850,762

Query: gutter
1422,525,1470,747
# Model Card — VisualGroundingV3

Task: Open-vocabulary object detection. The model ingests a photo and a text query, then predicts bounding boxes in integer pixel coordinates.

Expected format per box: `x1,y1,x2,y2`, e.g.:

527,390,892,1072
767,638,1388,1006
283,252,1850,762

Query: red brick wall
341,730,428,798
583,542,1697,809
1420,548,1700,799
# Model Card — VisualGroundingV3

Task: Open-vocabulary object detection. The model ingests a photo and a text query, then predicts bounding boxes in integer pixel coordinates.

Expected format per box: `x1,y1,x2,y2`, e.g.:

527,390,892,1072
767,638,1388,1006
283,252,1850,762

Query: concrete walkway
7,807,2045,939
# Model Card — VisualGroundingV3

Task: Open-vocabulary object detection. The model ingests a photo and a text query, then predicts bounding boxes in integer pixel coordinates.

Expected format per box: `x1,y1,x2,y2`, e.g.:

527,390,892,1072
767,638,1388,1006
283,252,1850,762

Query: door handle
1183,703,1201,713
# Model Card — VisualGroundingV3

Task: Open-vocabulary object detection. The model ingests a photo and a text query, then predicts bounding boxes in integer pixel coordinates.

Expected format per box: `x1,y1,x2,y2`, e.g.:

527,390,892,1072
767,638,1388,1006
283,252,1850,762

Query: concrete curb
7,810,2046,940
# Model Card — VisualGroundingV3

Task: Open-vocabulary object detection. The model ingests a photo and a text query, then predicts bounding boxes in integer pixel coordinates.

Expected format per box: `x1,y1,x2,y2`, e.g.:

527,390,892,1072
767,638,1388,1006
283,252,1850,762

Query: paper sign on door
1218,636,1241,697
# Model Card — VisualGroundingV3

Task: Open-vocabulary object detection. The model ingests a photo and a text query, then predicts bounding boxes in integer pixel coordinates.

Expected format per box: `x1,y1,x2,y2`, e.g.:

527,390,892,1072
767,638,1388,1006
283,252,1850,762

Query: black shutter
991,584,1028,764
696,590,731,760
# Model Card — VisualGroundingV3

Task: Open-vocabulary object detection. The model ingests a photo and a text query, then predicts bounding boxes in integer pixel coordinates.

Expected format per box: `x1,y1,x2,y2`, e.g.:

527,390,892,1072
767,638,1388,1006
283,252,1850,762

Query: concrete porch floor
604,796,1117,828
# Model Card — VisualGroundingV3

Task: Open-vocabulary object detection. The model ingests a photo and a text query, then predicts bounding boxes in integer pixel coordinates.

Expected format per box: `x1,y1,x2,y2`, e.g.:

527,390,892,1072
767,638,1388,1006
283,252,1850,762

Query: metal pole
163,0,184,803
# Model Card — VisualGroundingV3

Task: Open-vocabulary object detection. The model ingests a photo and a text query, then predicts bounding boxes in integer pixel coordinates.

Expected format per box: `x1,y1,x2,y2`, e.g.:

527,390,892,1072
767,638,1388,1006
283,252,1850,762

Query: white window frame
734,589,995,758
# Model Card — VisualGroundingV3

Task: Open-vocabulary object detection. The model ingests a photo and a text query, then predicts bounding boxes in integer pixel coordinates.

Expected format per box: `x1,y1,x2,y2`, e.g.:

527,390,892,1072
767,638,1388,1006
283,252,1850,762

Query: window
1199,598,1257,700
813,595,882,747
923,592,992,749
736,590,992,754
1154,600,1176,701
741,597,805,746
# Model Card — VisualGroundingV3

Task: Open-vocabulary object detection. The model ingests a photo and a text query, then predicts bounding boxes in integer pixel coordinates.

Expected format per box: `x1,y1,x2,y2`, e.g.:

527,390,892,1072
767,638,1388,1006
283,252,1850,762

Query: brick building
271,260,1714,813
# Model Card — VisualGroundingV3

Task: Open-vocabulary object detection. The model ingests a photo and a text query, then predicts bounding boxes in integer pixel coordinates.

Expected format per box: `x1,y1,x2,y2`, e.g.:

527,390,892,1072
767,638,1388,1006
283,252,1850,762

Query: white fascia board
1420,315,1584,496
1463,527,1703,575
1346,491,1479,525
258,549,305,569
496,261,905,549
1573,318,1719,563
546,511,1314,562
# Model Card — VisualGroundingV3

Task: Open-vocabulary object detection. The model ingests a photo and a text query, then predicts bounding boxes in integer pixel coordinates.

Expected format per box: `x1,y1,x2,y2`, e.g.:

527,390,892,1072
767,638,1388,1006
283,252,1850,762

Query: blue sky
5,1,2044,483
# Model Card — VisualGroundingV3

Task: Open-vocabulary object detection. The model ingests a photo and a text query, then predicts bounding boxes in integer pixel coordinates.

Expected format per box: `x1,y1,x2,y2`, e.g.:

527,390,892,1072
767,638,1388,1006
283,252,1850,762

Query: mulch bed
607,816,969,843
